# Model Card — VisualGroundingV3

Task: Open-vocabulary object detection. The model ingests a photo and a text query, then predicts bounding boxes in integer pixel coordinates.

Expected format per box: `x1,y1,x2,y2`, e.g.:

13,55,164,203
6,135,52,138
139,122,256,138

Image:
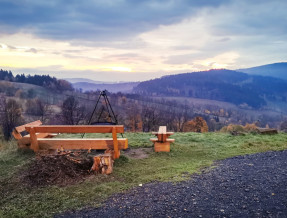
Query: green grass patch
1,132,287,217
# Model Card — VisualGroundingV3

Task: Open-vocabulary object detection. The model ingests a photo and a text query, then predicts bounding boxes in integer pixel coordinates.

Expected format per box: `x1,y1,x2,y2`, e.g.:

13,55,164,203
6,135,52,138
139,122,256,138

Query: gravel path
57,150,287,217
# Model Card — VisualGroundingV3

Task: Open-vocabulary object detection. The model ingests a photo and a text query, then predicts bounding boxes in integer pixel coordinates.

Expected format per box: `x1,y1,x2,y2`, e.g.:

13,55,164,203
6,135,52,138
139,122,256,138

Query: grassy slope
1,132,287,217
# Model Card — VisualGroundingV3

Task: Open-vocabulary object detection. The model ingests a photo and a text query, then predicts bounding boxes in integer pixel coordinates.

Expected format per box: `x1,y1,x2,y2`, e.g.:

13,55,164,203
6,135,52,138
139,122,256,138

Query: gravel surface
57,150,287,217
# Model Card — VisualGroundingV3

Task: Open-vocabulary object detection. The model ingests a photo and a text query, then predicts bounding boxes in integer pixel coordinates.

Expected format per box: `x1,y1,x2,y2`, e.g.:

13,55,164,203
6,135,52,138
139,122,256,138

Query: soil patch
122,147,153,159
21,153,94,187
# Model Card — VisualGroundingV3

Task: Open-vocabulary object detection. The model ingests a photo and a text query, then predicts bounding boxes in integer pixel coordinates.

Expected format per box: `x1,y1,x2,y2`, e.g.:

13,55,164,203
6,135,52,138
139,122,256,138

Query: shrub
220,123,259,134
243,123,258,133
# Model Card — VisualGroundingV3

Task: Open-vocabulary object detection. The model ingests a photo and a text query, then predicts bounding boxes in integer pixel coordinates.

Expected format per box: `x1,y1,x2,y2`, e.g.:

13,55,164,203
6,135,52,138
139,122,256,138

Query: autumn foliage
183,116,208,133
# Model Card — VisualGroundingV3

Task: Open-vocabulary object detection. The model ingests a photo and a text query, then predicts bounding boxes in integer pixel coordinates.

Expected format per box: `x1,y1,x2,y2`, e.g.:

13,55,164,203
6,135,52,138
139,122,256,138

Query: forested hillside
0,69,73,92
134,69,287,109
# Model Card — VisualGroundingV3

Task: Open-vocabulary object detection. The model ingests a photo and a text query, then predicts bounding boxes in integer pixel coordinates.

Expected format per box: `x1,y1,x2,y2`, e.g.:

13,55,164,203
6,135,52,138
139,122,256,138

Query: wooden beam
12,129,22,140
112,127,120,159
25,125,125,134
29,127,39,152
37,138,128,150
152,132,174,136
15,120,42,133
17,133,58,147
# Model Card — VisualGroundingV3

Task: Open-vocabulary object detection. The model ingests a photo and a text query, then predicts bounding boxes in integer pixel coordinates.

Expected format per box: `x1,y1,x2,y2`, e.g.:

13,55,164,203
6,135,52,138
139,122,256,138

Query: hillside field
1,132,287,217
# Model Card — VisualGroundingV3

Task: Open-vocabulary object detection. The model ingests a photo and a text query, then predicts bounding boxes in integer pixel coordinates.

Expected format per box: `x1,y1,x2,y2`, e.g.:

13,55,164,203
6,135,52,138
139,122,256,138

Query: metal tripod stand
82,90,120,138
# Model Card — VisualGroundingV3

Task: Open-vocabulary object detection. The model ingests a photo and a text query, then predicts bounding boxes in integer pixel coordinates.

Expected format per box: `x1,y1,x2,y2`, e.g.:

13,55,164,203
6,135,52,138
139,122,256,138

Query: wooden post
112,127,120,159
29,127,39,152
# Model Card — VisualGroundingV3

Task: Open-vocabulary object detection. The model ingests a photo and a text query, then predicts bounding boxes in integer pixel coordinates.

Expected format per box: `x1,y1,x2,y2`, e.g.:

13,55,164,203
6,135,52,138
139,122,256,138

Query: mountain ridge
133,69,287,109
238,62,287,80
73,81,140,93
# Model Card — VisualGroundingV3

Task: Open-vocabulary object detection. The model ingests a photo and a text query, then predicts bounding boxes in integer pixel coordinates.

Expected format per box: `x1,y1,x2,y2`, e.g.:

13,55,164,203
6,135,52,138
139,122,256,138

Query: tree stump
91,154,113,175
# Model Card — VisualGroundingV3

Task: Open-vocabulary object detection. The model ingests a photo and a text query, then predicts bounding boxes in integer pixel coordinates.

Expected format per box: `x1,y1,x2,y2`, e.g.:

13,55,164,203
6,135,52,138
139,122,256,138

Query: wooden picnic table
150,126,175,152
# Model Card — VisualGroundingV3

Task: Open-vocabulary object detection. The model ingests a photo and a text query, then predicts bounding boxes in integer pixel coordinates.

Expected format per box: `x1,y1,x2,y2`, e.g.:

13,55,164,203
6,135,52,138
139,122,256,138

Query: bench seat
150,138,175,142
37,138,128,150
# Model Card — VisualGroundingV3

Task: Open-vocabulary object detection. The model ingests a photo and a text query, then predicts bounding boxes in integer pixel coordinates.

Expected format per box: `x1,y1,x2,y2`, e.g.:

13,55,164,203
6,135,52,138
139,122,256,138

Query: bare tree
141,105,159,132
61,96,85,125
0,97,24,140
125,103,142,132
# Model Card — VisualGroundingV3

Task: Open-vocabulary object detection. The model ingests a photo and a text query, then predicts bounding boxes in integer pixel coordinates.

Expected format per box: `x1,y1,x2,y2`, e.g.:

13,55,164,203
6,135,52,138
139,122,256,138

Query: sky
0,0,286,82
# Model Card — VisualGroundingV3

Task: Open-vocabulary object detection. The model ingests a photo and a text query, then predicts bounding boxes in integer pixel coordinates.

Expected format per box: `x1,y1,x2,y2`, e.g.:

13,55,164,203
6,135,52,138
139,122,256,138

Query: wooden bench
12,120,57,148
256,128,278,135
25,125,128,159
150,126,175,152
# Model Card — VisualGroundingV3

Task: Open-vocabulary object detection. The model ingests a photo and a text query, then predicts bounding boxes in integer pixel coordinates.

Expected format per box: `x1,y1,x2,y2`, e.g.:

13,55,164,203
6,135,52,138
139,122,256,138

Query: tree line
0,69,73,92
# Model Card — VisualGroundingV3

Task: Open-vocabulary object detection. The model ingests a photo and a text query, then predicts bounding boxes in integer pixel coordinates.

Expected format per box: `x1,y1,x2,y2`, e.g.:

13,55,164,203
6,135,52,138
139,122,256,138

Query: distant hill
134,69,287,109
73,82,140,93
63,78,113,84
238,62,287,80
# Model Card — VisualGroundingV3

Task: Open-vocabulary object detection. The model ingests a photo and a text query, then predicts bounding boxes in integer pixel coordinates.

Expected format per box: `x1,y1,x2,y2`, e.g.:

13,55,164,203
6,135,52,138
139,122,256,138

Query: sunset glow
0,0,286,81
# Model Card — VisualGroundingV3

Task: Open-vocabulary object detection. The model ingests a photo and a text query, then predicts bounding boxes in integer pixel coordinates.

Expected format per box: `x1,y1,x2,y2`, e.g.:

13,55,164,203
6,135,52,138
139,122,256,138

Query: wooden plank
150,138,175,142
18,137,30,146
37,138,128,150
152,132,173,136
17,133,60,148
112,127,120,159
150,138,159,142
29,127,39,152
15,120,42,133
25,125,124,134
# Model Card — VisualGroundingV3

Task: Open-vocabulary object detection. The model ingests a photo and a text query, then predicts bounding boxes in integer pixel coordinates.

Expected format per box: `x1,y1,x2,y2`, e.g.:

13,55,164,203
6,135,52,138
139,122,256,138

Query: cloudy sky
0,0,286,82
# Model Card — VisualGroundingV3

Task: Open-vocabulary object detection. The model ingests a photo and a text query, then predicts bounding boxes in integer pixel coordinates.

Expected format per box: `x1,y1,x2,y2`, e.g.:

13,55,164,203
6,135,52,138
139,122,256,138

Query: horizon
0,0,287,82
1,61,286,83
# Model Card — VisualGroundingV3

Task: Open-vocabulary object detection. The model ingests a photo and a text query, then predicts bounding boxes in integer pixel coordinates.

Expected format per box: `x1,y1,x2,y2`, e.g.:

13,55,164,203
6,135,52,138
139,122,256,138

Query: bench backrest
158,126,167,134
25,125,124,134
158,126,167,142
12,120,42,139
